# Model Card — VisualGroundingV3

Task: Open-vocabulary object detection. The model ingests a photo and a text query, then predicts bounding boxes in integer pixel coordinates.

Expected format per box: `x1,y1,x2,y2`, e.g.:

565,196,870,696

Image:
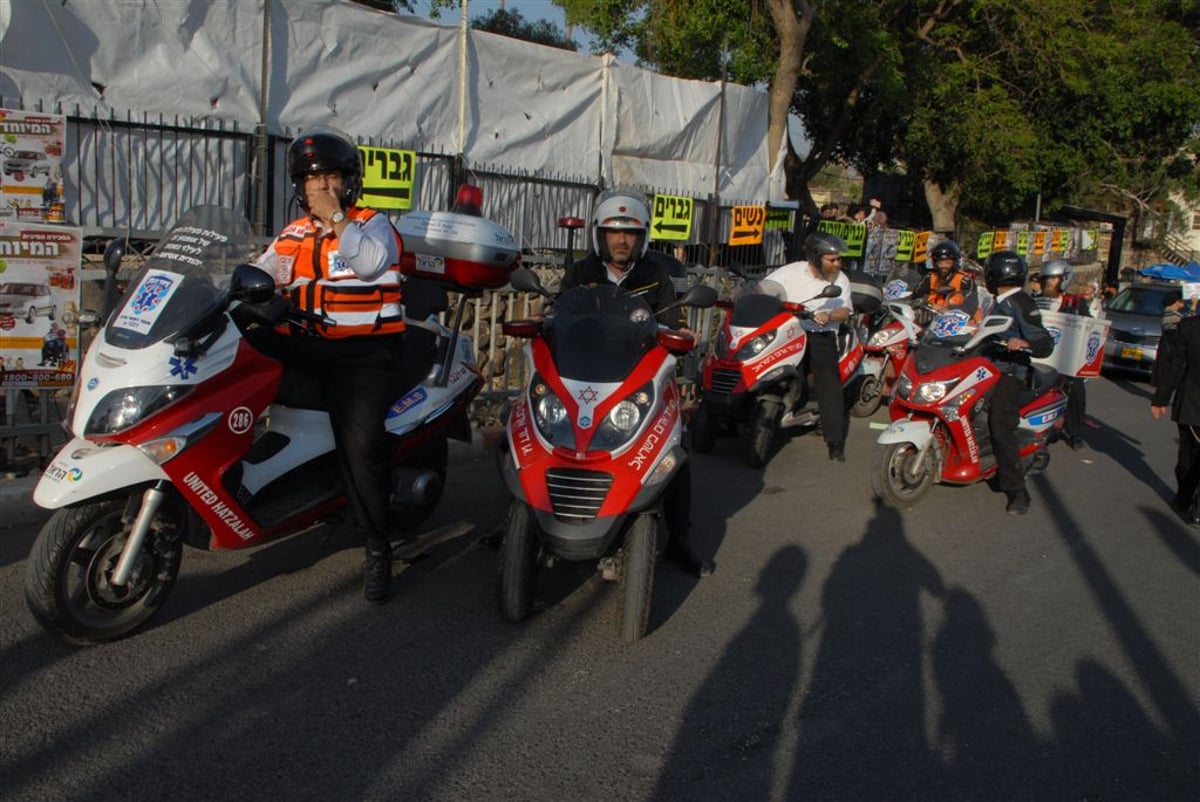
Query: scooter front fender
34,438,168,509
876,418,932,450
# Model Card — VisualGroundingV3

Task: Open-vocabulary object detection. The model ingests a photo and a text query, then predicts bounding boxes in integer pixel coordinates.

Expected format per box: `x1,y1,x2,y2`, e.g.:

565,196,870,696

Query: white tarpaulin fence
0,0,779,202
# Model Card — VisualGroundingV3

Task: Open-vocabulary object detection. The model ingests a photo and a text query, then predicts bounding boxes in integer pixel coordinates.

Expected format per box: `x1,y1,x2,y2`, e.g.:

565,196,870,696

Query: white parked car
0,282,56,324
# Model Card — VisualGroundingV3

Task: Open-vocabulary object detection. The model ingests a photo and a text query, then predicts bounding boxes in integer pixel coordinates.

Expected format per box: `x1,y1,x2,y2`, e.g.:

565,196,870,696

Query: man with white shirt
761,231,854,461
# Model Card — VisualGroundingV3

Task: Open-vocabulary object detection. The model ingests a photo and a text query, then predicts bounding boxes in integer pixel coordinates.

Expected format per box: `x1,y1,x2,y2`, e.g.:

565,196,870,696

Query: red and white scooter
495,267,716,643
25,202,516,644
872,299,1067,508
851,275,923,417
690,278,866,467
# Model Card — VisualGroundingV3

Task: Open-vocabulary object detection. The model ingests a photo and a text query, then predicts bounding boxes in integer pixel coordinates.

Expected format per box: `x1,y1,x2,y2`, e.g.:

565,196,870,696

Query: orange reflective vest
926,271,973,308
270,207,405,338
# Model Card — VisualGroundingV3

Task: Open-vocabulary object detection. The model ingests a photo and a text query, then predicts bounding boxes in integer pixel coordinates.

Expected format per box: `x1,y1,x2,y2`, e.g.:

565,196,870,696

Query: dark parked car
1101,282,1177,378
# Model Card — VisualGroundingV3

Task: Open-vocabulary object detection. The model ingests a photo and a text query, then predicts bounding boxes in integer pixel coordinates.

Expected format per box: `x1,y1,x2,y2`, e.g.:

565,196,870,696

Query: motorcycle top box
395,206,520,290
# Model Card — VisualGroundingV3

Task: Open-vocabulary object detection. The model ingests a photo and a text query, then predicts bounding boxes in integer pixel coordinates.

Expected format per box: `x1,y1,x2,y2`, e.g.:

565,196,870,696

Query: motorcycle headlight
592,383,655,451
913,380,952,405
531,376,574,449
84,385,193,436
868,329,893,347
896,373,913,401
735,332,776,361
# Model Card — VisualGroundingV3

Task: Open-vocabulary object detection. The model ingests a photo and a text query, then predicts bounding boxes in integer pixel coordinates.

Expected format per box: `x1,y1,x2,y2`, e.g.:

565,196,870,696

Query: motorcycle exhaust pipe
392,468,442,506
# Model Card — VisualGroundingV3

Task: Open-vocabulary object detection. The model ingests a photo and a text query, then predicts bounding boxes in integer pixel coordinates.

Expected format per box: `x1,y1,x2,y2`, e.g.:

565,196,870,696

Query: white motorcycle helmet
1040,258,1071,286
591,190,651,265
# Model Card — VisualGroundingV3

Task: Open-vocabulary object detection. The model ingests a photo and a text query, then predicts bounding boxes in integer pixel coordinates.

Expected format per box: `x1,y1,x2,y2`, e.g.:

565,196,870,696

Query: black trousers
1174,424,1200,510
989,373,1025,493
806,331,846,445
1062,377,1087,437
248,328,408,550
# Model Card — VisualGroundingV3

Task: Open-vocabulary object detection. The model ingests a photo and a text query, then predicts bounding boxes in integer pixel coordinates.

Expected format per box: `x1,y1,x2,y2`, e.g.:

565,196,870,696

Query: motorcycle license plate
1119,346,1143,361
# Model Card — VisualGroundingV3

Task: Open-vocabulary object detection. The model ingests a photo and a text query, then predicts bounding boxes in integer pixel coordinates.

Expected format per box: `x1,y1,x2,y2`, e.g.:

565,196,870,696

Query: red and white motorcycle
690,278,866,467
851,274,923,417
872,299,1067,508
25,203,517,644
495,267,716,643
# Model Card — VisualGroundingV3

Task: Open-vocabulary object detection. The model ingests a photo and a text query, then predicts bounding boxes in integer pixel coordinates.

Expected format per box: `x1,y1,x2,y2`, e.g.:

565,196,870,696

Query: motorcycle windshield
545,285,657,382
105,206,254,350
729,279,787,327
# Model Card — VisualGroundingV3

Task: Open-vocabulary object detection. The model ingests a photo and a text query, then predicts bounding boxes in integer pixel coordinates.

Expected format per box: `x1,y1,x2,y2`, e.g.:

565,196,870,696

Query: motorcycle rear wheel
616,513,657,643
872,441,937,509
689,401,717,453
497,500,538,623
25,497,185,644
746,399,780,468
850,374,884,418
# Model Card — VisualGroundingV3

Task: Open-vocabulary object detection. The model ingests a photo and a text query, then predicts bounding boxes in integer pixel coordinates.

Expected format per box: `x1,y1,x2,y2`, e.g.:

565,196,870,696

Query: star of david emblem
578,386,599,404
169,356,197,379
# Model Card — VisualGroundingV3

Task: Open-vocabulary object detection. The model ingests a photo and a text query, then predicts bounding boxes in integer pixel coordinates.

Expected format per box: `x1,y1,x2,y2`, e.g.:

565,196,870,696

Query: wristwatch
330,210,346,225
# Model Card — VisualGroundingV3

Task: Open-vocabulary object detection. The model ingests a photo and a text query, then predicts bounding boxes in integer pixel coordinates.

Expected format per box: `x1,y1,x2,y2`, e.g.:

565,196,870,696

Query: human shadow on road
649,544,807,801
1145,506,1200,577
786,499,947,800
1037,479,1200,795
932,587,1048,797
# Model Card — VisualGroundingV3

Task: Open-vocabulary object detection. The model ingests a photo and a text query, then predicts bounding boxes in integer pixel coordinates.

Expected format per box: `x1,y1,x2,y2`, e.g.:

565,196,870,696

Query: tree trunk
924,179,960,235
764,0,814,174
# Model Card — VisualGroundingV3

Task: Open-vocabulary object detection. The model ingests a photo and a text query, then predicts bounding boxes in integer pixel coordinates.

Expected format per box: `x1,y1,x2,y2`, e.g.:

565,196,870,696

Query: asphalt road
1,375,1197,801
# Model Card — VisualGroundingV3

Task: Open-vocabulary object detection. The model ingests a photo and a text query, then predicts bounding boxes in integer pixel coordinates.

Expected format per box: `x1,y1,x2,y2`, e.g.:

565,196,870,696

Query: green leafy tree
471,8,577,51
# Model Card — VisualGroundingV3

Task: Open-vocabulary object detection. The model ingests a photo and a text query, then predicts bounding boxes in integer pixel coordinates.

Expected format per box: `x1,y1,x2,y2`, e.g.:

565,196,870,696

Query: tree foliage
471,8,578,51
558,0,1200,232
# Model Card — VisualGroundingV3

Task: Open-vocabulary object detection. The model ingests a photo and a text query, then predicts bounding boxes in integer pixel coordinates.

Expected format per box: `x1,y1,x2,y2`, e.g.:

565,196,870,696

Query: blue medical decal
387,387,428,418
975,366,991,381
86,377,99,391
169,356,197,379
131,273,176,315
1027,407,1062,426
884,280,910,300
1085,331,1102,363
1046,325,1062,346
929,310,971,338
579,416,592,428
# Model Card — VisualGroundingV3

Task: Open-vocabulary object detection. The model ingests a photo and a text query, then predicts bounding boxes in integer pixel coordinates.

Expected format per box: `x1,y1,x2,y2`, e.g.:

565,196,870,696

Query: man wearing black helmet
984,250,1055,515
914,239,979,323
252,126,407,604
763,231,854,462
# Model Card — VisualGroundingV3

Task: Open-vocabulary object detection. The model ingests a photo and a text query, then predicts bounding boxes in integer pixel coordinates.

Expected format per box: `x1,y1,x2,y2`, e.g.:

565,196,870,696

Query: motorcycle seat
1029,364,1059,394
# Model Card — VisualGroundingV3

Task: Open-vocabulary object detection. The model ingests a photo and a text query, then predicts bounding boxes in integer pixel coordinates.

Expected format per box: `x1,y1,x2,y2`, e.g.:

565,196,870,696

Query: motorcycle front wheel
872,441,938,509
616,513,657,643
746,399,780,468
850,374,885,418
25,496,186,644
497,500,538,623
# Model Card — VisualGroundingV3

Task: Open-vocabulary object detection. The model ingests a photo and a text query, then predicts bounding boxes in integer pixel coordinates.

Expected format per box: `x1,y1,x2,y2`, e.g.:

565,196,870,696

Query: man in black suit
1151,311,1200,523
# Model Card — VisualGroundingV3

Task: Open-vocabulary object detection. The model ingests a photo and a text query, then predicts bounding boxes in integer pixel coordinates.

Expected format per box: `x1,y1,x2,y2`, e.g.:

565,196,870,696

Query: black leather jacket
988,289,1055,372
560,250,685,328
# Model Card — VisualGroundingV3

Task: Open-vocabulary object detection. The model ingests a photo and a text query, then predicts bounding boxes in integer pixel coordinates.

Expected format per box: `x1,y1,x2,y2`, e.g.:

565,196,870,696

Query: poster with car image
0,108,67,224
0,221,82,388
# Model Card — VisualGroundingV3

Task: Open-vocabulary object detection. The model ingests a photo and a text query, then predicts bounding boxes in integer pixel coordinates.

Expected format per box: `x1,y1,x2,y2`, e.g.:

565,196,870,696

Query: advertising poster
0,108,67,224
1034,310,1111,378
0,221,83,388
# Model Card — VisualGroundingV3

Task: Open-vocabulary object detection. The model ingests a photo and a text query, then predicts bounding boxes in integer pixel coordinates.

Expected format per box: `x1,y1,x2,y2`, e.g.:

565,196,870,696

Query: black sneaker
1005,488,1030,516
363,545,392,604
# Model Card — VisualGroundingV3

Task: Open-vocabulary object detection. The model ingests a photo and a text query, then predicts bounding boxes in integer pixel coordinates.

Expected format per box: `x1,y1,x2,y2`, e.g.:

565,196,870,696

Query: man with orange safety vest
914,240,980,323
252,126,407,605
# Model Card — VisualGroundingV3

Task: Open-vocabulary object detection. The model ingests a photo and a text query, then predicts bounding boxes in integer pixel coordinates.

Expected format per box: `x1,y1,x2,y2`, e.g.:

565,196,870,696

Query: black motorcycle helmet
984,250,1027,293
804,231,847,266
287,126,363,211
930,240,962,272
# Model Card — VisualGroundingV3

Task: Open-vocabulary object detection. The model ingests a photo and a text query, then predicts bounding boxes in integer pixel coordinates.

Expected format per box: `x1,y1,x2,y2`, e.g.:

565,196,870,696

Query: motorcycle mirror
679,283,718,309
657,328,696,355
509,266,550,298
103,237,127,274
820,284,843,298
78,309,102,327
228,263,276,304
